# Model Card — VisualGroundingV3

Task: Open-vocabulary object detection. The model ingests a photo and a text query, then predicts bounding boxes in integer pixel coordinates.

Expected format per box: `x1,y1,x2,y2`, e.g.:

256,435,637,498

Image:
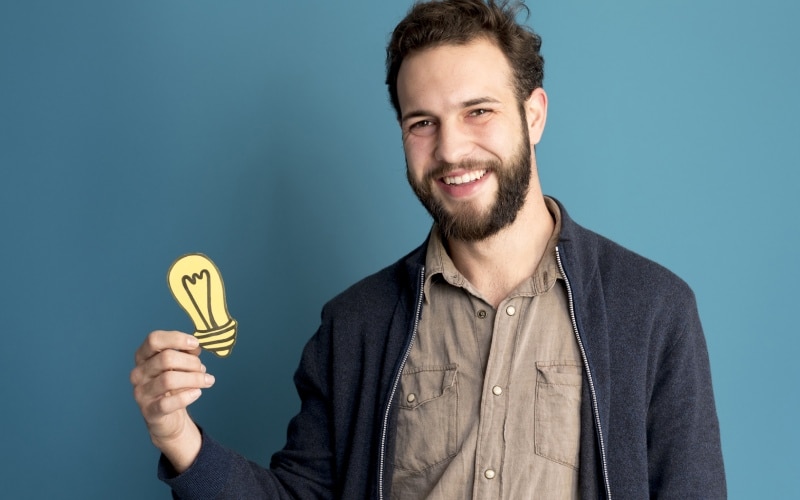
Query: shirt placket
473,296,523,499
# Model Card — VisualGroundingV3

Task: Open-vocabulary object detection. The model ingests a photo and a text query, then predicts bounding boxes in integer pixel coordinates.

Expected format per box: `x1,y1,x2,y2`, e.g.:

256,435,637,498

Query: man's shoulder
557,201,695,302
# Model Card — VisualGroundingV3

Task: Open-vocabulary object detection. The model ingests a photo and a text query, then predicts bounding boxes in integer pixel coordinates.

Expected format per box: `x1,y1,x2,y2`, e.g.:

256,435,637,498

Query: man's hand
130,330,215,473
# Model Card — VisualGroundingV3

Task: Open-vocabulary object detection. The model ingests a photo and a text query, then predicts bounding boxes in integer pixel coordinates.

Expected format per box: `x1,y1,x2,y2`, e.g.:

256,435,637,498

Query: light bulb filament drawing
183,270,214,330
168,254,238,358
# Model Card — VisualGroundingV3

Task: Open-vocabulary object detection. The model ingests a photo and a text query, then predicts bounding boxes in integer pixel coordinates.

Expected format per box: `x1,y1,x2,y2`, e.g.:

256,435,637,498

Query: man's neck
446,193,554,309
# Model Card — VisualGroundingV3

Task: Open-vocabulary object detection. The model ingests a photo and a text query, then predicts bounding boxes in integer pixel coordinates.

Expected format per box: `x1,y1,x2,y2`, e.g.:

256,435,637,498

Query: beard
407,129,532,242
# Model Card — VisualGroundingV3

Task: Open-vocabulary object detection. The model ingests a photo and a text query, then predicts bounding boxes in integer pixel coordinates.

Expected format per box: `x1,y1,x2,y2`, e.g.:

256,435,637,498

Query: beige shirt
392,198,582,499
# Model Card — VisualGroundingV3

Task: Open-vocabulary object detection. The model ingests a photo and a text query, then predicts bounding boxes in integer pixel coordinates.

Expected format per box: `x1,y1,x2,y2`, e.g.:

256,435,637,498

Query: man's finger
134,330,199,365
144,388,203,421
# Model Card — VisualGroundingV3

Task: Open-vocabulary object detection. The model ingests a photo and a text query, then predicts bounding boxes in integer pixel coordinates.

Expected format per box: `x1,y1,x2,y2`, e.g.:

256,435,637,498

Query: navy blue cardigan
161,199,726,499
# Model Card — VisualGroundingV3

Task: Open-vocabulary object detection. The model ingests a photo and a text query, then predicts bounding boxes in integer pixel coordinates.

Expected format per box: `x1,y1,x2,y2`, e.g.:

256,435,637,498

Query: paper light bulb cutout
167,253,237,357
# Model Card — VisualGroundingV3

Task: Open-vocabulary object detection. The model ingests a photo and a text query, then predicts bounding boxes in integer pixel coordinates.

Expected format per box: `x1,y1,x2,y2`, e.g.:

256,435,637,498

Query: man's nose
434,120,473,164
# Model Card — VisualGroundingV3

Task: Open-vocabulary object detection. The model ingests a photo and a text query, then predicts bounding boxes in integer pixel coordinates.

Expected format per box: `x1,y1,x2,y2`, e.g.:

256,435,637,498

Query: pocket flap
399,364,458,409
535,361,583,386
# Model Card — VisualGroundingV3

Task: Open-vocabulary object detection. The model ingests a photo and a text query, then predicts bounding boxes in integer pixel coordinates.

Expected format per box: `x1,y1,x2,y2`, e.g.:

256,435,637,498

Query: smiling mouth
442,169,487,185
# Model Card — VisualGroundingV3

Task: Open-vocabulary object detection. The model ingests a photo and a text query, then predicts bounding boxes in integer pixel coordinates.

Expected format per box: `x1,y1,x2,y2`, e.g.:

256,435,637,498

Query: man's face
396,38,538,242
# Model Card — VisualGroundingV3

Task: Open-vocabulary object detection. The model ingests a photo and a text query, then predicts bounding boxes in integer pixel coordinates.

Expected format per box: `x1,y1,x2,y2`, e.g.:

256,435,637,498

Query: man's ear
524,87,548,146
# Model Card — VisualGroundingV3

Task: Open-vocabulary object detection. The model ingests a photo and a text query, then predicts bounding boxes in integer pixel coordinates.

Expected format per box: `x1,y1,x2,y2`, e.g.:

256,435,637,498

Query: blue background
1,1,797,498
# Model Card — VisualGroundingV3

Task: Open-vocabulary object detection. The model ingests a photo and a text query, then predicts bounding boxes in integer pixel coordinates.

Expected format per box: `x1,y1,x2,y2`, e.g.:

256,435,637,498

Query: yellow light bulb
167,253,238,357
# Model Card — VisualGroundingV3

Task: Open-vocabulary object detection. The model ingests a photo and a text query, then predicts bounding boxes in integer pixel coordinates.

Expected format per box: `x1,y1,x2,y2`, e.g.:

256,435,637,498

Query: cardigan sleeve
645,299,727,498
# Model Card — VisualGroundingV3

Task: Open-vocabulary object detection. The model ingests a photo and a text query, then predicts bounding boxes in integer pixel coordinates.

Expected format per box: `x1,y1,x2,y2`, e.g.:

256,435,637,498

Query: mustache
426,159,501,181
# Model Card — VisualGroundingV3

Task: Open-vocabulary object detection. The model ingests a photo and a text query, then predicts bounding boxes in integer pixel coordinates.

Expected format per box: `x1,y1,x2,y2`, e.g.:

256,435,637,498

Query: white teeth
443,169,486,185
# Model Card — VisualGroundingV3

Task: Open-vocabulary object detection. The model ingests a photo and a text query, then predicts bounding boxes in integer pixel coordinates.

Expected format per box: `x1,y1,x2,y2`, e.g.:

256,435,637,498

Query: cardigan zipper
556,246,612,499
378,265,426,500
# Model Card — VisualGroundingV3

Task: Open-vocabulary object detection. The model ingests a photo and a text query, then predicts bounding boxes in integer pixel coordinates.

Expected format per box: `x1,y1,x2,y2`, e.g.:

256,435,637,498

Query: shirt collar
422,196,564,303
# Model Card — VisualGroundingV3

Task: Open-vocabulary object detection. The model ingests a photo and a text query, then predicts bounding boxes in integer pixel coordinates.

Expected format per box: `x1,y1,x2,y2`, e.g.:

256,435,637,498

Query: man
131,0,726,498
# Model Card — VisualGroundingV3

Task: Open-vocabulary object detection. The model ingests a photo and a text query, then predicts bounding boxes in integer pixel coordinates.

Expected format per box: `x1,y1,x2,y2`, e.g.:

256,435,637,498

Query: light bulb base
194,319,238,358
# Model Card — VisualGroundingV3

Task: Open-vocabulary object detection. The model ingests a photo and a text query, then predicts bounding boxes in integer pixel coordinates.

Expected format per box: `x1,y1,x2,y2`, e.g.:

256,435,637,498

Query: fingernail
188,336,199,348
205,374,215,385
200,364,207,373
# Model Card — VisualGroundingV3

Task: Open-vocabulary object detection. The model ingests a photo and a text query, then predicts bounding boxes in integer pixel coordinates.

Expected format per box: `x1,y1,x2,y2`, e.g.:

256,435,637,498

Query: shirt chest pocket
534,361,583,470
393,364,459,472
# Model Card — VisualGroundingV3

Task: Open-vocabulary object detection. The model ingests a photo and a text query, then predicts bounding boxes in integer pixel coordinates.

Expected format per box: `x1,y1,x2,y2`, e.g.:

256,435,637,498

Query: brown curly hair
386,0,544,120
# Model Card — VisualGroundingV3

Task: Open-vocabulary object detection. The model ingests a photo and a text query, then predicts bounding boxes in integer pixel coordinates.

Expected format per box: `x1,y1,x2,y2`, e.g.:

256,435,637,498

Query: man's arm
646,305,727,498
131,329,336,499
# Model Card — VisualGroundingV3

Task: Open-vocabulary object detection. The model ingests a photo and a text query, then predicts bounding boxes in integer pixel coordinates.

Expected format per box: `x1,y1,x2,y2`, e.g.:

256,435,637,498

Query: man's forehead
396,39,515,114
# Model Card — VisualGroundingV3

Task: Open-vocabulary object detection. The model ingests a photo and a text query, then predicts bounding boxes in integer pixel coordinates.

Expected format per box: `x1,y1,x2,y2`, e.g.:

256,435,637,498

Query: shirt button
506,305,516,316
484,469,496,479
477,309,487,319
492,385,503,396
406,393,416,403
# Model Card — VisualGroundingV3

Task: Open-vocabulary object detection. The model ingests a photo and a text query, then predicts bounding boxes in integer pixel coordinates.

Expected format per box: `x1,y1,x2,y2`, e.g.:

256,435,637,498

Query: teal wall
1,1,797,497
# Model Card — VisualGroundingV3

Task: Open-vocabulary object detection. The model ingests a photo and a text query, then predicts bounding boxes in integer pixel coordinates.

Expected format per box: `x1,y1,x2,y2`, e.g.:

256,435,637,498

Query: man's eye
470,108,490,117
408,120,437,136
410,120,432,129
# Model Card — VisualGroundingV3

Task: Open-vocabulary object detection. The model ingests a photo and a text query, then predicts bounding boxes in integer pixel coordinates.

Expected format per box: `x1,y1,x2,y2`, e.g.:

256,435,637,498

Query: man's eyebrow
401,109,433,123
401,97,502,123
462,96,501,108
